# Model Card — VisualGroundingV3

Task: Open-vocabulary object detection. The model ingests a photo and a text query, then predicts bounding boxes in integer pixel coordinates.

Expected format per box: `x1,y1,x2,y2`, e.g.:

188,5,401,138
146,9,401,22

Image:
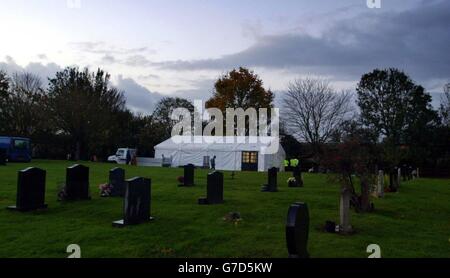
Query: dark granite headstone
198,171,224,205
0,148,6,166
286,202,310,258
65,164,90,200
113,177,153,227
291,165,304,187
7,167,47,211
109,168,126,197
181,164,195,187
261,167,278,192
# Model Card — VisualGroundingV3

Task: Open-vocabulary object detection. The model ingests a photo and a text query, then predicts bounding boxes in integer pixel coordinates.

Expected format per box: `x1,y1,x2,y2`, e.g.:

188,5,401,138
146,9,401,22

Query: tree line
0,66,448,176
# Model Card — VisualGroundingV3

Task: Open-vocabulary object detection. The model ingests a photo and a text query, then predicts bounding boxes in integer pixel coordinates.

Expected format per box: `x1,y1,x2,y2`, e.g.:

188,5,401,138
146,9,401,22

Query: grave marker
0,148,6,165
180,164,195,187
109,168,126,197
7,167,47,211
290,165,304,187
377,170,384,198
198,171,224,205
261,167,278,192
113,177,154,227
286,202,310,258
339,187,353,234
65,164,90,201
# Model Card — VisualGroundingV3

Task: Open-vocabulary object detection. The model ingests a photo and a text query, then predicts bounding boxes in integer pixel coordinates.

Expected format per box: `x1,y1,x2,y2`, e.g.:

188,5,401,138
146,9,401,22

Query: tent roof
155,136,285,154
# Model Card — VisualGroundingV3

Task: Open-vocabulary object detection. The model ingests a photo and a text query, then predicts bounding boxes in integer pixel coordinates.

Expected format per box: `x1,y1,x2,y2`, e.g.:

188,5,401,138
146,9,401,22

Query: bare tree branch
281,77,354,151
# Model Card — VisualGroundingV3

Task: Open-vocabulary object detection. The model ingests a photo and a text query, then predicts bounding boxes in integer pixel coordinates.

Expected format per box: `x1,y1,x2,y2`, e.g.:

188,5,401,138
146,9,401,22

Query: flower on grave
287,177,297,186
99,183,112,197
223,212,242,225
177,176,184,184
57,183,67,201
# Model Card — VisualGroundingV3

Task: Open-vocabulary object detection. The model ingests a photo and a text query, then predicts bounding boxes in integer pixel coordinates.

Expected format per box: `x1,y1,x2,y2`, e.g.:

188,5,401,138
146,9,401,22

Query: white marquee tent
154,136,286,172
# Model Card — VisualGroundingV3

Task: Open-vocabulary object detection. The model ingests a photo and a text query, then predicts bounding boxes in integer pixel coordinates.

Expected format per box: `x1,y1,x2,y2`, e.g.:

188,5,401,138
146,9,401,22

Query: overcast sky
0,0,448,113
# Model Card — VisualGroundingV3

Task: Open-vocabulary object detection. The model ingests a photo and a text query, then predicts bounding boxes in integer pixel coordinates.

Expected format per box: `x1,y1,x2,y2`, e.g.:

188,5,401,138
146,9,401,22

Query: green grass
0,160,449,258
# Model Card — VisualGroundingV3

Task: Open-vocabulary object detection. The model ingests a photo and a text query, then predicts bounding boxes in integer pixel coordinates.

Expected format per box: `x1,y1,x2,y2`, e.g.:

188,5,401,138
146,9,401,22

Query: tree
357,69,437,166
152,97,195,139
324,120,380,212
0,71,10,133
46,67,126,160
0,70,8,98
281,77,353,161
0,72,46,137
439,83,450,126
206,67,274,111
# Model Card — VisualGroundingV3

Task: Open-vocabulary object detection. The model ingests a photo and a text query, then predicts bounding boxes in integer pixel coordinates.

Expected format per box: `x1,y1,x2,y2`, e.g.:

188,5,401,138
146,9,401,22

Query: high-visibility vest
291,159,299,167
284,160,290,167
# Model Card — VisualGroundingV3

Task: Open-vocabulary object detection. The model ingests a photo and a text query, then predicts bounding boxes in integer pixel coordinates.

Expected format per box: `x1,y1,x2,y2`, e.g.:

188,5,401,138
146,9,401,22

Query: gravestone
180,164,195,187
397,167,402,187
65,164,90,201
7,167,47,211
0,148,6,165
401,164,408,181
290,165,304,187
261,167,278,192
377,170,385,198
339,188,353,234
113,177,153,227
408,166,413,181
286,202,310,258
109,168,126,197
198,171,224,205
389,168,398,192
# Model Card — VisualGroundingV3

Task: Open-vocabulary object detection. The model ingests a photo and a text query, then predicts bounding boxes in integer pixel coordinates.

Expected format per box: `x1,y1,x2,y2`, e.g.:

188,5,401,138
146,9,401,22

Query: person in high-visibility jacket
284,159,290,168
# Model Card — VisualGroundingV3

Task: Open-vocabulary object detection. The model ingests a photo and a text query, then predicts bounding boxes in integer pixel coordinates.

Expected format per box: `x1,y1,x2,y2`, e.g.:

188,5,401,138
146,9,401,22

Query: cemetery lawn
0,160,449,258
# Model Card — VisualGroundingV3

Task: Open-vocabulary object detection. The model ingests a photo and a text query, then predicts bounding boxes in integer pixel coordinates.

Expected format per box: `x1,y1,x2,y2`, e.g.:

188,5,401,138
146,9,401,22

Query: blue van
0,137,32,162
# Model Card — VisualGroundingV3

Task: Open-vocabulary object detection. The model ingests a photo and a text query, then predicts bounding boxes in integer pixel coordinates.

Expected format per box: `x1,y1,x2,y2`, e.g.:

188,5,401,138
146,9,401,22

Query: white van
107,148,137,164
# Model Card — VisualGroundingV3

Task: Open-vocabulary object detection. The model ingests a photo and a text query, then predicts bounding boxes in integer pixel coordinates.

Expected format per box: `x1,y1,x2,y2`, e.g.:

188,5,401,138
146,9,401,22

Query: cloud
151,0,450,84
0,56,164,113
69,41,155,56
101,54,116,64
0,56,62,84
124,55,152,67
37,54,48,60
115,75,164,114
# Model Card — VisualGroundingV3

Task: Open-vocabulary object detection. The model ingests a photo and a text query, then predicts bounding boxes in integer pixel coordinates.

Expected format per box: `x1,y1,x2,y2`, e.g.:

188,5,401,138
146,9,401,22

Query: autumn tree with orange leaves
206,67,274,112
